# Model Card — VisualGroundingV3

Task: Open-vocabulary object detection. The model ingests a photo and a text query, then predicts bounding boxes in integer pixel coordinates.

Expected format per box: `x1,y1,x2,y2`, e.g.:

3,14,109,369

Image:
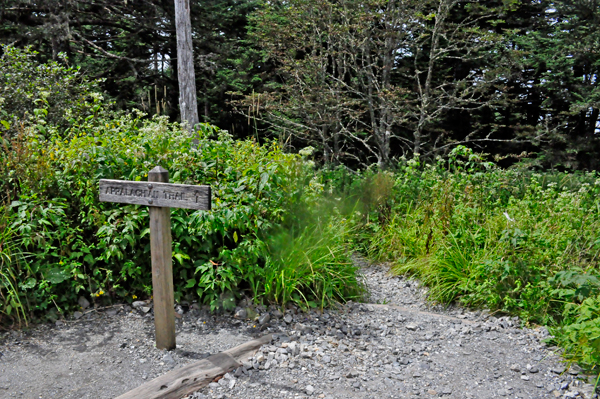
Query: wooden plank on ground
114,334,272,399
99,179,211,210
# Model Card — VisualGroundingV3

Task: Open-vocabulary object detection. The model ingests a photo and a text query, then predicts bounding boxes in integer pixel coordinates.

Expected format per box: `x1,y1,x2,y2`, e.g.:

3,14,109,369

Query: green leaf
186,278,196,288
173,252,190,265
45,268,70,284
20,278,36,290
233,231,238,243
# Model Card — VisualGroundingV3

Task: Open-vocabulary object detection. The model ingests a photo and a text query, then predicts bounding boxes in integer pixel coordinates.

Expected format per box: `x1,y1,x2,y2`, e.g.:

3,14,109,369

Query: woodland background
2,0,599,169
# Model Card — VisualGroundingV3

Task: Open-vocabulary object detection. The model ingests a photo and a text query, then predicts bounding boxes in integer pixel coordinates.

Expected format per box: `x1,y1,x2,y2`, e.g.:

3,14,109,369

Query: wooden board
99,179,211,210
114,334,272,399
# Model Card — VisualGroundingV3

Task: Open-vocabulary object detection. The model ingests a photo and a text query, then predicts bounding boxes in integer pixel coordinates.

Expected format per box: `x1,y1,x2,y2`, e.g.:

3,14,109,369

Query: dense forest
2,0,600,377
2,0,599,169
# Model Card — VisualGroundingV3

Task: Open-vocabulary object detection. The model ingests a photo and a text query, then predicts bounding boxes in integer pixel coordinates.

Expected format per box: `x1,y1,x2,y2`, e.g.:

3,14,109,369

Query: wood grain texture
114,334,273,399
174,0,199,131
148,167,176,350
99,179,210,210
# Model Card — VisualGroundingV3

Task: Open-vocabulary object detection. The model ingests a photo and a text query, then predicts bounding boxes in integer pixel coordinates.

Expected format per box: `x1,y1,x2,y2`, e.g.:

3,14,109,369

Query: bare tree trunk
174,0,199,132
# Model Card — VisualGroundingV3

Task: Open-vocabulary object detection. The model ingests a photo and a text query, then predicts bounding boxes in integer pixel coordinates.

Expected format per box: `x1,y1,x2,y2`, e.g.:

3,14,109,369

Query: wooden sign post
100,166,211,350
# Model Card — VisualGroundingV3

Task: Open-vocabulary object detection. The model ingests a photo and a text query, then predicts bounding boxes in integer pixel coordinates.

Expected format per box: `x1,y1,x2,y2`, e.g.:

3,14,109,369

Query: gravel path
0,261,597,399
187,262,598,399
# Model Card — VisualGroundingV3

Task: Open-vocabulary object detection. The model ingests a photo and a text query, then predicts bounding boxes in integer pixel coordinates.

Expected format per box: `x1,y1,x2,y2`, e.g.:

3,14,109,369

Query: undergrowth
358,146,600,373
0,47,364,326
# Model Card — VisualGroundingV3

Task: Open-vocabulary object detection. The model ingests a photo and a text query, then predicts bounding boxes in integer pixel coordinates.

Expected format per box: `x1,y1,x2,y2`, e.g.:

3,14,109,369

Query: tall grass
260,208,365,309
0,208,28,327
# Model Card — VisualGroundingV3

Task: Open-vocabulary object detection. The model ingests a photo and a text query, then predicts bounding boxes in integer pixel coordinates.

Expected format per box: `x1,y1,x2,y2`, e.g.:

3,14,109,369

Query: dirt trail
0,262,596,399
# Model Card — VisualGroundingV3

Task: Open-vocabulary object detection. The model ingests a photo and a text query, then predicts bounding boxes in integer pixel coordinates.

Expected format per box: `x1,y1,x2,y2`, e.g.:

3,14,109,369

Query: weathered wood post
148,166,175,350
99,166,211,350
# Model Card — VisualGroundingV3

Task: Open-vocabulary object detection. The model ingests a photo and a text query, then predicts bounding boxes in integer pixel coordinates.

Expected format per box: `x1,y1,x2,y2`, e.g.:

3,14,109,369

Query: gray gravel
186,263,598,399
0,260,597,399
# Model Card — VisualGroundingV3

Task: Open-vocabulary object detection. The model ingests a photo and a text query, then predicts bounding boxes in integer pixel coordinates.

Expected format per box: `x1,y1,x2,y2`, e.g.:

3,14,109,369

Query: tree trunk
174,0,199,132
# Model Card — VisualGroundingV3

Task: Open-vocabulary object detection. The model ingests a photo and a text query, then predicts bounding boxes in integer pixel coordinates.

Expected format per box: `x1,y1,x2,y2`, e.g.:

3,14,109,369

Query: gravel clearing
1,260,598,399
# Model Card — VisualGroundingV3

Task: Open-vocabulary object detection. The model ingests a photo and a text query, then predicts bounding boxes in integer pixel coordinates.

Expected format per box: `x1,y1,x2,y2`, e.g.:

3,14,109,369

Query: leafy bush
0,45,106,136
553,294,600,370
0,112,364,325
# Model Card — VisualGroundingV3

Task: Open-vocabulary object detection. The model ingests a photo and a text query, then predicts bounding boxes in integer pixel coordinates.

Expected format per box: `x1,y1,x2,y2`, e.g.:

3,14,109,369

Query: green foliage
357,146,600,371
553,295,600,371
0,106,364,323
261,211,365,310
0,45,106,136
0,49,364,325
0,207,29,327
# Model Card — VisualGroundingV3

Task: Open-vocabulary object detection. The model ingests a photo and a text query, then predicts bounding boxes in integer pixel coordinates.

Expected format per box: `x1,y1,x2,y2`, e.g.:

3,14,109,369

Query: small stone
162,353,176,368
552,366,566,374
406,323,418,331
140,306,151,313
78,296,90,309
284,314,293,324
132,301,145,309
442,387,452,395
322,355,331,364
346,371,359,378
521,375,530,381
287,342,299,356
234,308,247,319
568,364,583,375
258,313,271,325
510,364,521,372
272,309,283,319
55,320,64,327
579,383,595,399
561,382,570,390
564,391,580,399
73,311,83,320
427,390,437,395
498,389,508,396
305,385,315,395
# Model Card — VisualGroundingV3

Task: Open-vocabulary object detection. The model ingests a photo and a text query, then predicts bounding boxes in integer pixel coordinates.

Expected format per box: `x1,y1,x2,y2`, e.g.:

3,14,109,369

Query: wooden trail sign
99,166,211,350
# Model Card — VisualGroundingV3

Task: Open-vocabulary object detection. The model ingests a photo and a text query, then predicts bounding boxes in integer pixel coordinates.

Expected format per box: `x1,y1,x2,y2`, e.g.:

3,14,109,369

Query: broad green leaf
45,268,70,284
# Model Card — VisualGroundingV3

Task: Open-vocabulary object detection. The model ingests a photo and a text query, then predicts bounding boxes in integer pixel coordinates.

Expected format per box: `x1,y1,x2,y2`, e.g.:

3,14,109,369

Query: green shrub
0,45,106,136
1,104,364,322
553,294,600,370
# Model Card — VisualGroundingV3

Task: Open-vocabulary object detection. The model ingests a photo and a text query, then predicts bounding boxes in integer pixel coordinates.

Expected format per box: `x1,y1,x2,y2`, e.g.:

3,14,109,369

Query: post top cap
149,165,168,174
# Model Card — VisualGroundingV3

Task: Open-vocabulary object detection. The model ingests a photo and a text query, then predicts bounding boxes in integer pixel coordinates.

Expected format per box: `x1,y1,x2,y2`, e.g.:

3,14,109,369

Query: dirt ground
0,304,257,398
